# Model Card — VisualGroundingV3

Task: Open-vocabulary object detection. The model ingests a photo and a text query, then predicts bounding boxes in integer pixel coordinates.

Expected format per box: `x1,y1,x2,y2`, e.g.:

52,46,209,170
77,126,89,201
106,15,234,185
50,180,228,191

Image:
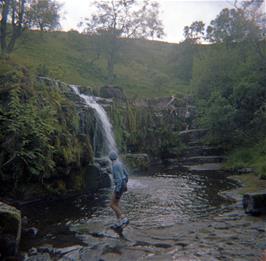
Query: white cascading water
71,85,117,156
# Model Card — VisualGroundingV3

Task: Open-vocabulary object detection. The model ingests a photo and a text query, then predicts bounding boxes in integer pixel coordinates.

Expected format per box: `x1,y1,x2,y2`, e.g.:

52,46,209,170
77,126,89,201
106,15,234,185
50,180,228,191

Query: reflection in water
121,173,236,228
21,170,237,249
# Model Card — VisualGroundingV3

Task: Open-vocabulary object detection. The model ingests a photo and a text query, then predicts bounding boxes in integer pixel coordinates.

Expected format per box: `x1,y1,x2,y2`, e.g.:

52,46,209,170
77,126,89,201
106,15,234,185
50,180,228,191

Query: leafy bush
198,91,236,146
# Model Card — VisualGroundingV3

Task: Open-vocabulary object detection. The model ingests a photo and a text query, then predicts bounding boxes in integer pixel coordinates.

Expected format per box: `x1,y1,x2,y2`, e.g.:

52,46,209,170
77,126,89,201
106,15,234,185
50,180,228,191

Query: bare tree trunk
0,0,10,56
7,0,25,53
0,0,26,56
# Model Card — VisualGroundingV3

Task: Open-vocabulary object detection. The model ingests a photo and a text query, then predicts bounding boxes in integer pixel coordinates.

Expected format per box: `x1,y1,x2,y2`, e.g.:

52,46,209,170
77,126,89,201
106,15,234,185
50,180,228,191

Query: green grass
225,138,266,179
10,30,190,98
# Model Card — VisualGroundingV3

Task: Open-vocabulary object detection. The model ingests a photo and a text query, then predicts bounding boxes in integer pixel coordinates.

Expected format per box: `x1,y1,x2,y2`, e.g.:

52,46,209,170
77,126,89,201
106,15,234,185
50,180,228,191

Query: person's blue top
112,160,129,187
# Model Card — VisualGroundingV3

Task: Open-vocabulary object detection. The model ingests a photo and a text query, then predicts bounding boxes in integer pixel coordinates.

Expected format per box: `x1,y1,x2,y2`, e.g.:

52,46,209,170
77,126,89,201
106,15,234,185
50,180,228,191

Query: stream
21,166,266,261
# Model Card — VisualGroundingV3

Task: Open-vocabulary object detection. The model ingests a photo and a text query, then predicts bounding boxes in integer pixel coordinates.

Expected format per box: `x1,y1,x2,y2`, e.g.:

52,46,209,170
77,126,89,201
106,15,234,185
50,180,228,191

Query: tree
0,0,27,56
173,21,205,82
236,0,265,25
206,8,261,44
184,21,205,43
26,0,62,31
81,0,164,83
240,0,266,37
174,40,196,82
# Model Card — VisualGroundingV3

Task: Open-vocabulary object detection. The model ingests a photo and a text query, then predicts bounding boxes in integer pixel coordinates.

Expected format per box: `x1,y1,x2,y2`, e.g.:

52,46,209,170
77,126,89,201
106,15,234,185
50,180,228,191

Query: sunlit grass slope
12,30,189,97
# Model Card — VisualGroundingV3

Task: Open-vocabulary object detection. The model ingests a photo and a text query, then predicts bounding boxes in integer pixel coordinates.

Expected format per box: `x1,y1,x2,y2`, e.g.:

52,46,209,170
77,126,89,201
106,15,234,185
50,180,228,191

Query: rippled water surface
21,169,266,260
22,170,236,244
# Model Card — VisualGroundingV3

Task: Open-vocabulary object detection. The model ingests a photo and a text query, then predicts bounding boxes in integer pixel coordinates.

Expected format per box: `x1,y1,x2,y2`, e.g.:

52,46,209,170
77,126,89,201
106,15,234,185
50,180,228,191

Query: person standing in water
109,151,129,228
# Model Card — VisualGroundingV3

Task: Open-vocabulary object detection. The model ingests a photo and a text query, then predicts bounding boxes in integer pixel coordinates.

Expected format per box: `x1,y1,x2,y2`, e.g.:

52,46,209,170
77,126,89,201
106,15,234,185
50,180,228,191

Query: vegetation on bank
225,141,266,179
110,100,183,158
0,62,94,199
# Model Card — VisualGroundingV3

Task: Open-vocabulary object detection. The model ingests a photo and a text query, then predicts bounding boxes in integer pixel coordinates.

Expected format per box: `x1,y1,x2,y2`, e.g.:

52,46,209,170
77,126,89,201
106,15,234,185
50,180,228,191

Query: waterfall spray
71,85,117,157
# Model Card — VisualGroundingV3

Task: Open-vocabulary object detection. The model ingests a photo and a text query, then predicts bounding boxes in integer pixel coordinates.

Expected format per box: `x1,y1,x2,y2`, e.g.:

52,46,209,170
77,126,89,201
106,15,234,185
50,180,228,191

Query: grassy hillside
11,30,190,97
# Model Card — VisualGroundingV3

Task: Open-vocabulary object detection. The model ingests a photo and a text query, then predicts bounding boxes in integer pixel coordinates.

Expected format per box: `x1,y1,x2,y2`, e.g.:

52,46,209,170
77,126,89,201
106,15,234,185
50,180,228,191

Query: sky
58,0,236,43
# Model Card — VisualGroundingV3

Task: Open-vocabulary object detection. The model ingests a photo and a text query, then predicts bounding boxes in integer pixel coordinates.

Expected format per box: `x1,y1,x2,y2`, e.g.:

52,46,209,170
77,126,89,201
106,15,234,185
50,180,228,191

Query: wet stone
79,247,102,261
37,245,54,255
54,245,83,255
23,227,39,239
212,222,230,230
25,253,52,261
29,248,38,255
256,227,266,233
58,249,81,261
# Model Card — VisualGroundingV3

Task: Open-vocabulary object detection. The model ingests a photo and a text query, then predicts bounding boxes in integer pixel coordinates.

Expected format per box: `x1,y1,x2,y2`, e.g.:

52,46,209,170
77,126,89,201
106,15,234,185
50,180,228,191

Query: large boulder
243,192,266,215
0,201,21,258
100,85,126,100
84,165,111,192
123,153,150,172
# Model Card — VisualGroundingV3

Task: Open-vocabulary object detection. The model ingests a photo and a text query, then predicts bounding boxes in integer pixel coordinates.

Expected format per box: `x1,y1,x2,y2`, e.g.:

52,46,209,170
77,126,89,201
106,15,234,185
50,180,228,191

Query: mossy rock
100,85,126,100
123,153,150,172
0,201,21,257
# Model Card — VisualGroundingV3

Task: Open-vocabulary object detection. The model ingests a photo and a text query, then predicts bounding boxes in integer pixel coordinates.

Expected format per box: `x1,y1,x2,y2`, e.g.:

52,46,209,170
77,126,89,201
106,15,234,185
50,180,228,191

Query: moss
110,100,182,158
230,174,266,195
72,175,85,191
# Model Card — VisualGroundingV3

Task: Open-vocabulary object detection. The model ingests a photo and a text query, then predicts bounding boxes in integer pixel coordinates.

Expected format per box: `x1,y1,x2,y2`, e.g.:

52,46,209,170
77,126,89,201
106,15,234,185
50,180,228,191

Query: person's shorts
114,180,127,199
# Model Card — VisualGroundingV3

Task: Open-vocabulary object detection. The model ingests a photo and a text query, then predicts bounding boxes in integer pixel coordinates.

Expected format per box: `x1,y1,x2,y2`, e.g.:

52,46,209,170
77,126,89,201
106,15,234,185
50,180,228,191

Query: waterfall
71,85,117,157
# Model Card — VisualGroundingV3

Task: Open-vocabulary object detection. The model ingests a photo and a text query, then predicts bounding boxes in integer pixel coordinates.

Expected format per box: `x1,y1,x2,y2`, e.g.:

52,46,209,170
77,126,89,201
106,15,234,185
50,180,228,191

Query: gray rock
55,245,83,255
184,163,225,174
85,165,111,192
37,244,55,255
180,156,225,165
236,168,255,174
243,192,266,215
100,85,126,100
78,85,94,96
182,146,224,157
23,227,38,238
25,253,52,261
58,248,81,261
94,157,111,168
29,248,38,255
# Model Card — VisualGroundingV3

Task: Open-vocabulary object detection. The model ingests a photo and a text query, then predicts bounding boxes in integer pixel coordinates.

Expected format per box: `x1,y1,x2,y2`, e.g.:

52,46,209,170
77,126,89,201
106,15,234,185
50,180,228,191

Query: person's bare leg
110,193,123,220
